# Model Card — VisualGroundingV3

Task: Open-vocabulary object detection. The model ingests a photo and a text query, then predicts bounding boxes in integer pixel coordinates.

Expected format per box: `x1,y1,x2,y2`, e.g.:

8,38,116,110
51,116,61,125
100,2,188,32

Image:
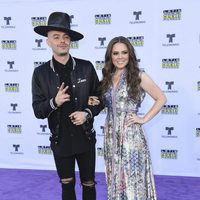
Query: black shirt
52,56,90,156
53,56,74,126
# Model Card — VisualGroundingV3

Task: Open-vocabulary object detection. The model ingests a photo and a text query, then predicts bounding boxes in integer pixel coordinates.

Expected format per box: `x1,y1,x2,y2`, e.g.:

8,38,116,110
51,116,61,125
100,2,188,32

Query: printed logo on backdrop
97,126,104,137
130,11,146,24
31,16,47,27
32,39,47,50
161,149,178,159
70,15,79,27
1,16,15,28
7,125,22,135
34,61,46,68
164,81,178,93
10,144,24,155
197,81,200,91
70,41,79,49
37,124,50,135
5,83,19,92
8,103,21,114
161,104,179,115
95,37,107,49
95,60,105,70
127,36,144,47
95,14,111,25
162,58,180,69
38,146,52,154
1,40,16,50
162,127,177,138
97,147,104,156
196,128,200,137
162,34,179,46
163,9,182,21
4,61,19,72
100,107,107,114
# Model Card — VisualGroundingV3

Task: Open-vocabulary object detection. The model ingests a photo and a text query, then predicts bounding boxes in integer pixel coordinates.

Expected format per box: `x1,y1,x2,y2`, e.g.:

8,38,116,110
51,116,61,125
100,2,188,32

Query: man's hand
69,111,88,126
55,82,70,107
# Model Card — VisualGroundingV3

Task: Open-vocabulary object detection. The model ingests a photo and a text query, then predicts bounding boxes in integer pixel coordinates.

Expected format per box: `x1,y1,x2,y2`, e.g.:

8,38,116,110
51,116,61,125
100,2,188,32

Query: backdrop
0,0,200,177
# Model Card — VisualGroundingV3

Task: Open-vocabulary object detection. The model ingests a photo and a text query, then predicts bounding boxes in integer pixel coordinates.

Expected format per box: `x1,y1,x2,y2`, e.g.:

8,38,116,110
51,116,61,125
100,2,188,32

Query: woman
89,36,166,200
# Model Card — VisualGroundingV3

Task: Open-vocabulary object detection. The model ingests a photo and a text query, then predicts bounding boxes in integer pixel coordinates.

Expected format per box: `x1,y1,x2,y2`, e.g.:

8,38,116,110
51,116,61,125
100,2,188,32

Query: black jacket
32,56,103,155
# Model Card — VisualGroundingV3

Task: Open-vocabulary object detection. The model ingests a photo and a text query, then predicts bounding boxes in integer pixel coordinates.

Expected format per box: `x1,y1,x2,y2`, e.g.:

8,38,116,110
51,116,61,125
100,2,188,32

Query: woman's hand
88,96,100,106
127,113,145,126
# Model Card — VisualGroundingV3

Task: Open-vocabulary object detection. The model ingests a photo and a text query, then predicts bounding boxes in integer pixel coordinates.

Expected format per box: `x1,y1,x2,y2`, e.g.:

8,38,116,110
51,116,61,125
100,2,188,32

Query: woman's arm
127,72,167,125
140,72,167,123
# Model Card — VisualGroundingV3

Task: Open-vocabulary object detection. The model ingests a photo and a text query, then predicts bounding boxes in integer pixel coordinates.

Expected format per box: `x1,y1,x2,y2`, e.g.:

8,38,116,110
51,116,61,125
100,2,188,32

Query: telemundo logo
1,16,15,28
129,11,146,24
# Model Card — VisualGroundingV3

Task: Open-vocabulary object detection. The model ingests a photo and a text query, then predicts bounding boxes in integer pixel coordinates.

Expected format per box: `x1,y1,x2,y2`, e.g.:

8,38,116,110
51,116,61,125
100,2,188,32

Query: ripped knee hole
60,177,74,184
82,181,95,187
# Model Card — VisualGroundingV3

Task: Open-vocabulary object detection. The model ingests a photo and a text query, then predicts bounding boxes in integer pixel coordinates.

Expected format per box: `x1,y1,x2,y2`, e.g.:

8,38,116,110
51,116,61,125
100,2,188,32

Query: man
32,12,102,200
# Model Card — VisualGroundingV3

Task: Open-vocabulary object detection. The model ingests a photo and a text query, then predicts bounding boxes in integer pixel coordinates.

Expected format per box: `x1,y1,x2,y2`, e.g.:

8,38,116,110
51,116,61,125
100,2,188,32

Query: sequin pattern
104,71,157,200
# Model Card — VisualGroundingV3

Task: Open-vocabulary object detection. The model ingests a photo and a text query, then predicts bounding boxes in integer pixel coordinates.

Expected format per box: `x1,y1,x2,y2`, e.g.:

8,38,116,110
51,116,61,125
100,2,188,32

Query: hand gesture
55,82,70,107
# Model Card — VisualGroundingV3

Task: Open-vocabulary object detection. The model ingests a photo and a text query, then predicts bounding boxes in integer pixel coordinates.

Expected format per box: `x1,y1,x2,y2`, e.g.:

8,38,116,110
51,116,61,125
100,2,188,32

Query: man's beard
59,52,68,56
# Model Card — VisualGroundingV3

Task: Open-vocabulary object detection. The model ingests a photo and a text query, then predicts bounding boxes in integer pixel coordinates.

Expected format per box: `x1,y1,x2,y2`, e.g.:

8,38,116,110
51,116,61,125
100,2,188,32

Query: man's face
47,30,71,56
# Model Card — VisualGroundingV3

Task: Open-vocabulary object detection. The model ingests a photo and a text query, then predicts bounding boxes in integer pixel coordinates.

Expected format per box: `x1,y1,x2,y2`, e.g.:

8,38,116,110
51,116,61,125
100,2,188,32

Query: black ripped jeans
53,146,96,200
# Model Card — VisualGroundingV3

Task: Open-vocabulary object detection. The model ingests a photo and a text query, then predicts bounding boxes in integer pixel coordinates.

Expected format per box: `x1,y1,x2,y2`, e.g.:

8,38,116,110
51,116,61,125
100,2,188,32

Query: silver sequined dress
104,71,157,200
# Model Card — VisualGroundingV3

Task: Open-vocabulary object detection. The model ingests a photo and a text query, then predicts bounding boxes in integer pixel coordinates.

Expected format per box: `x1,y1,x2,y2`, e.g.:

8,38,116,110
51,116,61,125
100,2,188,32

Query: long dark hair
100,36,143,102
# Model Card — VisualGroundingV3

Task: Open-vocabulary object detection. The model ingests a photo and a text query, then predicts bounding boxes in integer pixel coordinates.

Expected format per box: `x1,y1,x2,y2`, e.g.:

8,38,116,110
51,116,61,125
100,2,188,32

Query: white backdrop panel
0,0,200,176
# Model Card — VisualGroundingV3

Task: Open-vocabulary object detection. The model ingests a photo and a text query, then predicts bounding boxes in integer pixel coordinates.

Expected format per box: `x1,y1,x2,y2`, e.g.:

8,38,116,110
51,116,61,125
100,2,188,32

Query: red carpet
0,168,200,199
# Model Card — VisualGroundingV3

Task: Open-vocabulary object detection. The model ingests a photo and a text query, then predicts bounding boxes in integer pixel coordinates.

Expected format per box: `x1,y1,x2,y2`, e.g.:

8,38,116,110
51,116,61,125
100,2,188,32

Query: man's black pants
53,146,96,200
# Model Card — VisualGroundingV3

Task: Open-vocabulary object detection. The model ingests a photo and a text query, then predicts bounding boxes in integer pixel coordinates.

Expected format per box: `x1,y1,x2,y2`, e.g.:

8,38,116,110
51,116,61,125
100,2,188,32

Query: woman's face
111,42,129,70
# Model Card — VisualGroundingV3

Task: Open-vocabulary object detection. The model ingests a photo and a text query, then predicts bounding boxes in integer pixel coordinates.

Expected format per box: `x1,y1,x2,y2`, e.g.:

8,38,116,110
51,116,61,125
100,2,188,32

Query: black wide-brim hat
34,12,83,41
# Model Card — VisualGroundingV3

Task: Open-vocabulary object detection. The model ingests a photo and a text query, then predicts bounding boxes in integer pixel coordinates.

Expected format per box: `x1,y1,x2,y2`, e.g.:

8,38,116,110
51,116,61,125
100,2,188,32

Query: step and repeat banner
0,0,200,176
